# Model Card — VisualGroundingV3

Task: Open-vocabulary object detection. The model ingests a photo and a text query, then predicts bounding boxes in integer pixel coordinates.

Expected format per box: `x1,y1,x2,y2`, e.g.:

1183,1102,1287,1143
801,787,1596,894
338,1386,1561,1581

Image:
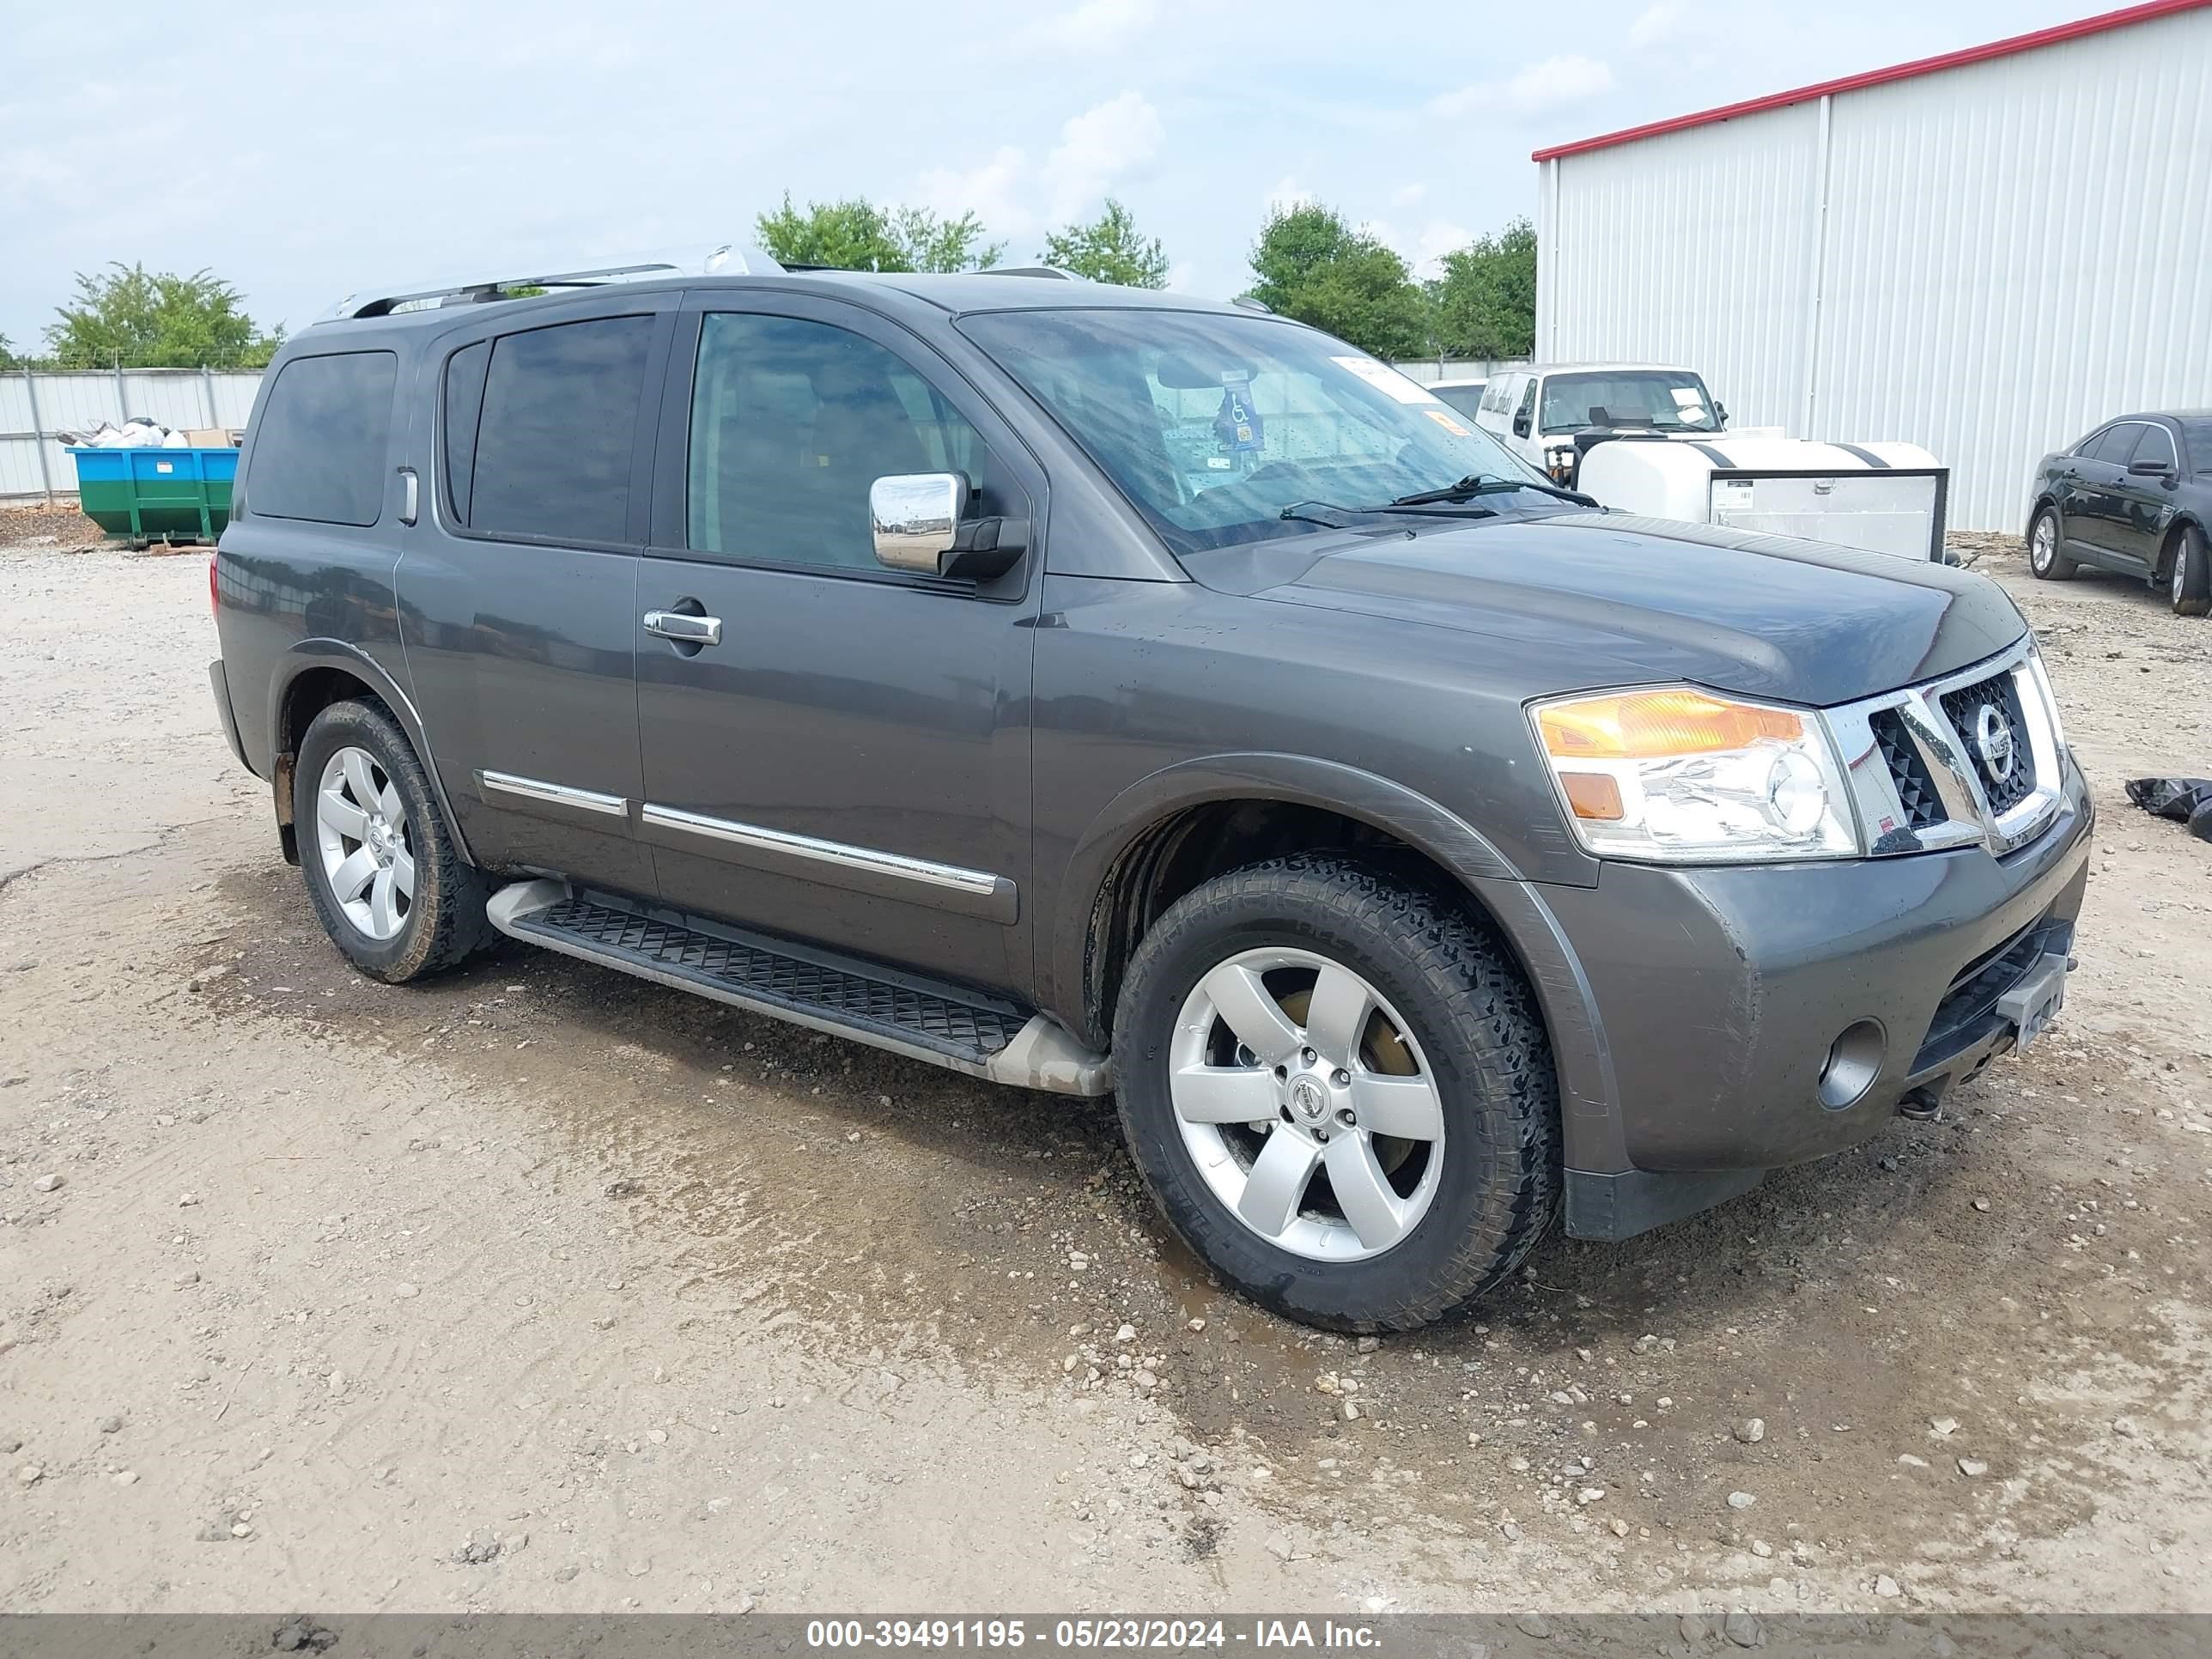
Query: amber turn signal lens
1559,772,1624,820
1538,689,1803,759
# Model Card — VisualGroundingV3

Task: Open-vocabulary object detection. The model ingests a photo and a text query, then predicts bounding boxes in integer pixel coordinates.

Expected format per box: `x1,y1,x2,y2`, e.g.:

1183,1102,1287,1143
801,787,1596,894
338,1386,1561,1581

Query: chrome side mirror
871,472,968,574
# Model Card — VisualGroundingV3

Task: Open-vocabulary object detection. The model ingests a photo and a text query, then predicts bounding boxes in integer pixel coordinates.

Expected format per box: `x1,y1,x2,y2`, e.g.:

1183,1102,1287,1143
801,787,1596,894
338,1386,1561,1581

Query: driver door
633,295,1046,994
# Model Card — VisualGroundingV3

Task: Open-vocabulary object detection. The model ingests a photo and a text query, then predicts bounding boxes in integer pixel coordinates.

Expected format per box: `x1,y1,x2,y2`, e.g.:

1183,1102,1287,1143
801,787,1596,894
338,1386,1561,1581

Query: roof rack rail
975,265,1079,280
319,243,784,322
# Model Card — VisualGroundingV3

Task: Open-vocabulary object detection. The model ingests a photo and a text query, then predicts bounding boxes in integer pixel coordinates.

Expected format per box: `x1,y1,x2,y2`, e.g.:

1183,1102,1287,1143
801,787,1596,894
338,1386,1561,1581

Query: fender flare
265,641,476,866
1047,752,1626,1172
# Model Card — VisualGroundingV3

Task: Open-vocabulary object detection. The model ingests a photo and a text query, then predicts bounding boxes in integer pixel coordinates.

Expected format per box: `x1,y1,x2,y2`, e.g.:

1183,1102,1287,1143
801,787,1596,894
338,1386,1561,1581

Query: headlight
2022,641,2065,752
1532,686,1862,863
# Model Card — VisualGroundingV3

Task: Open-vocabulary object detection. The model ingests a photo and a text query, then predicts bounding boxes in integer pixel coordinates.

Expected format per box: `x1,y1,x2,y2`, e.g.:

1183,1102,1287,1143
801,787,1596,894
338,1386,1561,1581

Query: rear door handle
643,610,722,646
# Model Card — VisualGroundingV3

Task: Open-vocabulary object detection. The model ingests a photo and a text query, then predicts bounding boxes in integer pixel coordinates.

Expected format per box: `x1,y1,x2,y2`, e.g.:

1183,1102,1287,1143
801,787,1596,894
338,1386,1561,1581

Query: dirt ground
3,504,2209,1618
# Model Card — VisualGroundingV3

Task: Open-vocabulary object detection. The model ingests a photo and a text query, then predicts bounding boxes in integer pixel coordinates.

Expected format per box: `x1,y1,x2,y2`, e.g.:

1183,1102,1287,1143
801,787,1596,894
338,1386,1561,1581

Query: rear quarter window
247,350,397,526
459,314,653,544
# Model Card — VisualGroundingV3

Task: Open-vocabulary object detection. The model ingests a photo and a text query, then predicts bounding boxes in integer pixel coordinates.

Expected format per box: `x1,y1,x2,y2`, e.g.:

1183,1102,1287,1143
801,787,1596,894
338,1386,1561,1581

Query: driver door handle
643,610,722,646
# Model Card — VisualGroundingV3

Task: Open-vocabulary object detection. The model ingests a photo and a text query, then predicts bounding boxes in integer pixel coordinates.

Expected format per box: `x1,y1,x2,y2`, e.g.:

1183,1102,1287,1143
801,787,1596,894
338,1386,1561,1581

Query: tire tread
1113,854,1559,1333
296,699,494,983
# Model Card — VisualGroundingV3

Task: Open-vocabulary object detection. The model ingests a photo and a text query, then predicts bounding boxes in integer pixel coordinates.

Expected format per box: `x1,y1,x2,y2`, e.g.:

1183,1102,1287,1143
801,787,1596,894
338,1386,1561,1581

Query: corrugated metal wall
1,369,263,501
1539,107,1822,429
1535,3,2212,531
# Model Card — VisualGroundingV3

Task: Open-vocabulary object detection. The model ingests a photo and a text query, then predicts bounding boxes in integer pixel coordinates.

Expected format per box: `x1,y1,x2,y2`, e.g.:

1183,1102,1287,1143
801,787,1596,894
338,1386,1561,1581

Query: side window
1516,378,1539,424
2084,424,2138,465
247,351,397,526
442,340,490,526
2130,423,2176,472
686,313,1011,571
462,314,653,544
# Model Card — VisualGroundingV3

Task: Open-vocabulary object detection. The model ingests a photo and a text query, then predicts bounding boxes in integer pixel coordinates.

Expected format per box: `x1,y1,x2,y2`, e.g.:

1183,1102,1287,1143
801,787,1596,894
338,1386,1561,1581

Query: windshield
961,308,1555,556
1540,370,1719,434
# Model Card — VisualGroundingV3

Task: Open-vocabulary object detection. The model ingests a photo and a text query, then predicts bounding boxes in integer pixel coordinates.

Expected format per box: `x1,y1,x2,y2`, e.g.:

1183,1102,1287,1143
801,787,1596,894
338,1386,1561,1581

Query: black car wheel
2028,506,2075,580
2170,525,2209,617
1111,854,1559,1333
295,699,495,982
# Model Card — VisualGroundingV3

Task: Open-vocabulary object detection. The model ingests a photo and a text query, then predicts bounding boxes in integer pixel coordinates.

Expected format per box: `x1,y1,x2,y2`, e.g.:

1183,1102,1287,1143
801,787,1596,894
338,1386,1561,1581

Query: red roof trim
1530,0,2212,161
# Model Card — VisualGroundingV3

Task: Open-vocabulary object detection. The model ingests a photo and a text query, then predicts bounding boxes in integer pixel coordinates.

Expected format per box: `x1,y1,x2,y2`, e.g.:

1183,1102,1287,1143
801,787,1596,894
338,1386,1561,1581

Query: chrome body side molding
640,804,1018,923
477,769,630,819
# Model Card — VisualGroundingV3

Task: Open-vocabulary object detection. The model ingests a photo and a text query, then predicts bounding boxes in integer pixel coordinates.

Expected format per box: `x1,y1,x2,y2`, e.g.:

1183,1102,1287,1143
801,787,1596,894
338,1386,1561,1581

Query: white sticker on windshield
1669,387,1702,406
1676,404,1707,423
1332,356,1439,404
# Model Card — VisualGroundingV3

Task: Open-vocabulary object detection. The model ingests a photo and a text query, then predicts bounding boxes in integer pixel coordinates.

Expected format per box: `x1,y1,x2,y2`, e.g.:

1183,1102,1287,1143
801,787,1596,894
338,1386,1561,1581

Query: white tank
1576,436,1949,562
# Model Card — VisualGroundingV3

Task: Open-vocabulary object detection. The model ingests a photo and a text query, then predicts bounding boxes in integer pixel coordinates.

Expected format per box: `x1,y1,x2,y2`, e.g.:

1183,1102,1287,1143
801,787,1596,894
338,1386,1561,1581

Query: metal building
1531,0,2212,532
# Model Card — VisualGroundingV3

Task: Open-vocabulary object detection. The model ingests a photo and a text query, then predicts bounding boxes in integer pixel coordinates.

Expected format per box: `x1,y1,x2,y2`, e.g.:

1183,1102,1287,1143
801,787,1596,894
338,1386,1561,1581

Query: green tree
0,332,17,369
1039,198,1169,287
1245,204,1431,360
43,264,282,369
1428,216,1537,358
754,194,1003,273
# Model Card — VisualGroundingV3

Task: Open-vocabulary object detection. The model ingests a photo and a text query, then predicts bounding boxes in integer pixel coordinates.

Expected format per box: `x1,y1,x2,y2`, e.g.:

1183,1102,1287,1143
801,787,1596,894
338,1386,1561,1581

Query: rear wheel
1111,855,1559,1332
2028,506,2074,580
295,700,493,982
2169,524,2209,617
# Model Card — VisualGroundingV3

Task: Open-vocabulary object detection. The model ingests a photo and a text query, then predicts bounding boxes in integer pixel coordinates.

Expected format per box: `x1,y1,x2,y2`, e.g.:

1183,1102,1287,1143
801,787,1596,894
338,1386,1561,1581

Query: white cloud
1263,174,1314,216
1032,0,1158,52
1165,258,1203,293
1042,90,1164,222
1410,220,1473,279
1368,216,1473,280
1629,1,1692,49
1427,82,1485,120
1431,51,1616,121
916,145,1030,238
1504,54,1615,114
1390,182,1428,208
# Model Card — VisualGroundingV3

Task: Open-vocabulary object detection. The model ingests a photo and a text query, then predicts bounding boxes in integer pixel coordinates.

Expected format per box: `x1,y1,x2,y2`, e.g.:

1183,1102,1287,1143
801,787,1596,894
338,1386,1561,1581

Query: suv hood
1222,512,2025,708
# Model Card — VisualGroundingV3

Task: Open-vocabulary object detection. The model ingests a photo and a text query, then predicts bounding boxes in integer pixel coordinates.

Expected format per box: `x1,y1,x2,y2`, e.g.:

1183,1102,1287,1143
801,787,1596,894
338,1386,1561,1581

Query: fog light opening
1818,1018,1886,1111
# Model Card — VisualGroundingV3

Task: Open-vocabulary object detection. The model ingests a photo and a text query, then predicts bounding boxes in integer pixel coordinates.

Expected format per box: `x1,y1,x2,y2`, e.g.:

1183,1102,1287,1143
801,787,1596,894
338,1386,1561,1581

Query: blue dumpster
69,447,239,544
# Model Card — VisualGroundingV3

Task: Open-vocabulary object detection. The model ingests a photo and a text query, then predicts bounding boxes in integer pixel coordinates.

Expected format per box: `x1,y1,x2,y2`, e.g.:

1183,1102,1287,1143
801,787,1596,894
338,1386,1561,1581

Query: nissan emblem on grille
1973,702,2015,782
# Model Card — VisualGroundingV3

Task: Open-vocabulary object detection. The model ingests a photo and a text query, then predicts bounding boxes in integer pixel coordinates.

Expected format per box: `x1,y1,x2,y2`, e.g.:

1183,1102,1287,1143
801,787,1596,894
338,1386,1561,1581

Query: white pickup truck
1472,362,1949,562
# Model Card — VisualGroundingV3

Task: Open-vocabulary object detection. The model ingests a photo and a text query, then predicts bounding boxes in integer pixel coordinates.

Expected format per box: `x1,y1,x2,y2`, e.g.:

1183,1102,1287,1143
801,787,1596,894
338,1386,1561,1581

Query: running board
485,881,1111,1097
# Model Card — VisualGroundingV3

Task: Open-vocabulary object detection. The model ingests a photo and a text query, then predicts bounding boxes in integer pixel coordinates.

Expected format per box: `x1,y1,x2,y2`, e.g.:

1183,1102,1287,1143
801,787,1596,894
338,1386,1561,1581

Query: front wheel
2169,524,2209,617
1111,855,1559,1332
295,699,492,982
2028,506,2075,580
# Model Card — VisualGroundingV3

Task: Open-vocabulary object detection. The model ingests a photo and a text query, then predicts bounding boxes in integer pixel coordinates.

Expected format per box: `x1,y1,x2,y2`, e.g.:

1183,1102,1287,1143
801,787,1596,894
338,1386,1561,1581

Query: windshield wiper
1278,499,1501,532
1277,500,1495,530
1384,473,1599,509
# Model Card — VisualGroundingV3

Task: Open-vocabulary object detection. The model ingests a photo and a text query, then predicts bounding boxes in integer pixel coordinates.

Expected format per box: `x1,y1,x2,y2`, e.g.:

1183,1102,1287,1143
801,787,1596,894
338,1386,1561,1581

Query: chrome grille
1869,708,1945,830
1825,639,2063,857
1937,672,2035,814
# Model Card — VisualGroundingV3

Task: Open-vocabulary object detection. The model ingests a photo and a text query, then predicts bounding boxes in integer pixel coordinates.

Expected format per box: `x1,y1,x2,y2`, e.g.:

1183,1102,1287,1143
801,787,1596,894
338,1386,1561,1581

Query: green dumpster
68,446,238,544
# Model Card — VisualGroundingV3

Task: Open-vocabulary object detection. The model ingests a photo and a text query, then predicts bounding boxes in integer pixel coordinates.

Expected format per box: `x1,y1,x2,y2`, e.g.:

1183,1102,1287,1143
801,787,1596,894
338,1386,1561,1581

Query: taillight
209,554,219,617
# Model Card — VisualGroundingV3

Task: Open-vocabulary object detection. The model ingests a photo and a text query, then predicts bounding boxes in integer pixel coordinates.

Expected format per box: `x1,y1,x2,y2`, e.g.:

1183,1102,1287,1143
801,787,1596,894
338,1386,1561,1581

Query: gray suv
208,253,2092,1331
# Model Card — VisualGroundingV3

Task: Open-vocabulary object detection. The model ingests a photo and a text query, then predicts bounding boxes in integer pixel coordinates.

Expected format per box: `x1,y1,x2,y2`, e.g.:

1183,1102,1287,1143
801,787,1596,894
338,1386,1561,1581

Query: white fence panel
2,368,266,502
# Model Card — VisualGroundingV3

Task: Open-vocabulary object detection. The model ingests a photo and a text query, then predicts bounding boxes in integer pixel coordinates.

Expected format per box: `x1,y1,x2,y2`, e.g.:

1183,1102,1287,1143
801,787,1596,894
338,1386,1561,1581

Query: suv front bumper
1541,753,2093,1234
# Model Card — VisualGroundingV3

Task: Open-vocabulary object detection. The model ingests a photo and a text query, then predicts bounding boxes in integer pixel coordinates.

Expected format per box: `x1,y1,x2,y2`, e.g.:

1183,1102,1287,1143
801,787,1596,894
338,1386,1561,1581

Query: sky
0,0,2118,350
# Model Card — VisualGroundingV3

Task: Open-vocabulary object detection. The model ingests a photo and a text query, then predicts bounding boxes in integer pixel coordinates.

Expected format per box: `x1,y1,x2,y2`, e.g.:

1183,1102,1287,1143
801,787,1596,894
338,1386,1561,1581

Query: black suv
210,253,2093,1331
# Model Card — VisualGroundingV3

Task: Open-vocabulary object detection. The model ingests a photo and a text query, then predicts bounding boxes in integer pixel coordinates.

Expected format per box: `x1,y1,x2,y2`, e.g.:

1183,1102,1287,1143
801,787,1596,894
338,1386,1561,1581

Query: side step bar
486,881,1112,1097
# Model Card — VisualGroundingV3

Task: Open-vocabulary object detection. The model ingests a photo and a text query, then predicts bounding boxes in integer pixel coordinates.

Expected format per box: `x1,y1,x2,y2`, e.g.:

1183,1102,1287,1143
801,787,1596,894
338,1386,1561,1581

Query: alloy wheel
314,745,415,941
1167,947,1445,1261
